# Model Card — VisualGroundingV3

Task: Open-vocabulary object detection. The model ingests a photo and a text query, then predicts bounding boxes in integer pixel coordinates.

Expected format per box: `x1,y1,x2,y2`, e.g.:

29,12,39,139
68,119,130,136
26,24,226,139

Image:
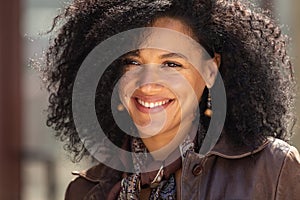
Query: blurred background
0,0,299,199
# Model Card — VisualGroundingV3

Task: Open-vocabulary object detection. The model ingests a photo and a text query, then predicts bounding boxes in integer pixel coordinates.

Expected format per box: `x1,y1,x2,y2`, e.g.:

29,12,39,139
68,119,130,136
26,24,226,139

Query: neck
140,122,194,160
142,127,177,152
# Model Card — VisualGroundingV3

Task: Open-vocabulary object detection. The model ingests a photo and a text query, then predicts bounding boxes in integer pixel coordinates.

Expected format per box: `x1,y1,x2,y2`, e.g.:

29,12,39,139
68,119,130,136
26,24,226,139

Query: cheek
118,74,135,111
184,72,206,101
194,77,206,100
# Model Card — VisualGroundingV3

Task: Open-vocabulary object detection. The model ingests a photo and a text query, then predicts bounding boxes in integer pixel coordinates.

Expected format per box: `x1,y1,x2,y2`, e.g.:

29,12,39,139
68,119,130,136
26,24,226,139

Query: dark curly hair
43,0,296,162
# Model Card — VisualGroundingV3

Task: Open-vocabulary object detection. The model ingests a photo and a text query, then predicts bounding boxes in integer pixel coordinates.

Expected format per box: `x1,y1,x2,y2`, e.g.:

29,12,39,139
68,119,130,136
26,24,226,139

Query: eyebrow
123,50,140,57
123,50,188,60
159,52,188,60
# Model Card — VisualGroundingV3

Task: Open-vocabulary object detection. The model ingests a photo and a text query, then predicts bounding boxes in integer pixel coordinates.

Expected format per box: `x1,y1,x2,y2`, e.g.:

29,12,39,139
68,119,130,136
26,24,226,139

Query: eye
123,58,141,66
163,61,183,68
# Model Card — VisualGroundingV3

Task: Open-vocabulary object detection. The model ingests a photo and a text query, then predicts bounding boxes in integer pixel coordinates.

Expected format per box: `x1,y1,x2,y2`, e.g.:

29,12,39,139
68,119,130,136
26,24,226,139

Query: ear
204,53,221,88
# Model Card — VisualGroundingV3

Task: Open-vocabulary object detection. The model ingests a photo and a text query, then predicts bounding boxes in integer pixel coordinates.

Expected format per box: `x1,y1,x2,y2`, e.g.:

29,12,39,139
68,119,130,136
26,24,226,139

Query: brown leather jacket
65,137,300,200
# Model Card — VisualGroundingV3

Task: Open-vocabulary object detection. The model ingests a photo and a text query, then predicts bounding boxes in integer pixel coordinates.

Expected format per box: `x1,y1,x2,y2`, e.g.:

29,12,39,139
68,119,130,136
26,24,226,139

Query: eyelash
123,58,183,68
163,61,183,68
123,59,141,66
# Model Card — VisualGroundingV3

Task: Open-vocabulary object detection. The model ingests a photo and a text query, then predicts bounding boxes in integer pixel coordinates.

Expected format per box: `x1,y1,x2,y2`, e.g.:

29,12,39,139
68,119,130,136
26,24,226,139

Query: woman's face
118,17,208,139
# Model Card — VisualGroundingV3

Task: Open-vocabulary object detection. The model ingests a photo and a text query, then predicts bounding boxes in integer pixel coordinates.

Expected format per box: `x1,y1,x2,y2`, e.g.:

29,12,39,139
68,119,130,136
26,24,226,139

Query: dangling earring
117,103,125,111
204,89,212,117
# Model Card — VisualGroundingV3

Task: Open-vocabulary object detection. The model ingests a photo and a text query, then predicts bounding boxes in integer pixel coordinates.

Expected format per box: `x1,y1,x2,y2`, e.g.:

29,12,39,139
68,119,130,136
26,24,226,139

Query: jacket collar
72,163,122,183
74,135,270,182
208,135,270,159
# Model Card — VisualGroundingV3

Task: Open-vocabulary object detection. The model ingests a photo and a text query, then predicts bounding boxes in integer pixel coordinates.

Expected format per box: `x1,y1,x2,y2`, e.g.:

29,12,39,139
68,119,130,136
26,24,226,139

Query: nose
139,83,163,94
137,64,163,93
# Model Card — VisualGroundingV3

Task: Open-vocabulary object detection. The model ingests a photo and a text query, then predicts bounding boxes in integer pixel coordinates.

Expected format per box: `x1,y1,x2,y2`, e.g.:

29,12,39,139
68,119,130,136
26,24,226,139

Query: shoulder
264,138,298,156
259,138,300,169
265,138,300,199
263,138,300,163
65,163,122,200
65,176,97,200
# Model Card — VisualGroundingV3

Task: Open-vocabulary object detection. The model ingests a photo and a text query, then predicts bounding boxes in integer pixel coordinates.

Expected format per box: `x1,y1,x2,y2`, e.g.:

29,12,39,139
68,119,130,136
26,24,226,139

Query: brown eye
163,61,183,68
123,58,140,66
122,58,141,72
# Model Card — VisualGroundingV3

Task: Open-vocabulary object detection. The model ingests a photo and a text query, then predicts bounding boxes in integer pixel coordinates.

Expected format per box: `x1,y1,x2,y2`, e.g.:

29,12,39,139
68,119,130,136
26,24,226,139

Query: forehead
151,17,196,39
125,48,189,60
134,27,203,66
136,17,201,56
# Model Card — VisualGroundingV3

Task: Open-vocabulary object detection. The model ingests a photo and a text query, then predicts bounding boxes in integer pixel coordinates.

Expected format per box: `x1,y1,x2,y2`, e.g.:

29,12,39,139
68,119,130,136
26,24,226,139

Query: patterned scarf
117,136,194,200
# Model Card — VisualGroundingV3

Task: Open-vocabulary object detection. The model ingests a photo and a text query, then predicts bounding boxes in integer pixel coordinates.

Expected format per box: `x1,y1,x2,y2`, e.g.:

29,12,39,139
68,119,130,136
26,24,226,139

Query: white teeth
137,99,170,108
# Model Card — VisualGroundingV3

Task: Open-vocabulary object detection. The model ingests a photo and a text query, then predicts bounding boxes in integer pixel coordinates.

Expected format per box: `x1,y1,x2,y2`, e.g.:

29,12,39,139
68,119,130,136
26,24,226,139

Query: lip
132,96,174,113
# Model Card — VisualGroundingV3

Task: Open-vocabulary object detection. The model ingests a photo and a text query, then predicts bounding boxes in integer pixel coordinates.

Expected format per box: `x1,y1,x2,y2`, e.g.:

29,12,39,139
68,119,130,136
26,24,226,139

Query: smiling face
120,48,205,127
117,17,212,152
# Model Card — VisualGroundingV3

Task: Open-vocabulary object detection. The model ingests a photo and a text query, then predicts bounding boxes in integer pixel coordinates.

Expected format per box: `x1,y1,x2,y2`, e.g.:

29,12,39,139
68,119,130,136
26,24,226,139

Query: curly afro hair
43,0,296,162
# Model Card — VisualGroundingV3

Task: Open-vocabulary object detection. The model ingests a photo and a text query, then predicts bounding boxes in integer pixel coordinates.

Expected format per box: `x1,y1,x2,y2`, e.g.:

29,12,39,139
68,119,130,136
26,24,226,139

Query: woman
44,0,300,199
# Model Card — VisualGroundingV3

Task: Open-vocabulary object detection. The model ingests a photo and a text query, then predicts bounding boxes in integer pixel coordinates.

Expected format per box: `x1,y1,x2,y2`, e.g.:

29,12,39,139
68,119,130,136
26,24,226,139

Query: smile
133,97,174,113
137,98,171,108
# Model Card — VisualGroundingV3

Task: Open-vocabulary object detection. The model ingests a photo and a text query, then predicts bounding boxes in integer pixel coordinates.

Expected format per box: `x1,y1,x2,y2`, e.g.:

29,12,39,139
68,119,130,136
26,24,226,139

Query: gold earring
117,103,125,111
204,89,212,117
